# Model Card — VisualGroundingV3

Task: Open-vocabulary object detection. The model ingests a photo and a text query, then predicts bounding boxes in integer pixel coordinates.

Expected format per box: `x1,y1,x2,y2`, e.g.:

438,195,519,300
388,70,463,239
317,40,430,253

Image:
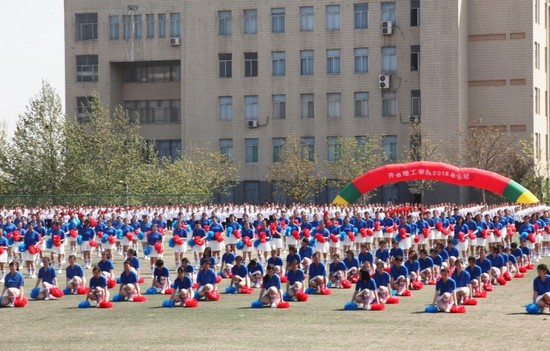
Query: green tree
266,136,326,203
406,123,447,201
0,123,10,194
4,81,66,195
516,139,549,201
63,94,158,195
159,143,239,198
323,136,386,200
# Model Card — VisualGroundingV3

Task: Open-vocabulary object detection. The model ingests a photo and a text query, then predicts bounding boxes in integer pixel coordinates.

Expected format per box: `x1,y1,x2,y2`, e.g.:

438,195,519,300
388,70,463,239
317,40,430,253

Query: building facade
65,0,550,204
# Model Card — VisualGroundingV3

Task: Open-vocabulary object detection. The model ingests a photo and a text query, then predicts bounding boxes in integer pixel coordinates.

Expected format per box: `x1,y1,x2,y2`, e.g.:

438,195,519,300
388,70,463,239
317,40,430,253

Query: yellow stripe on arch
332,195,350,206
516,191,539,204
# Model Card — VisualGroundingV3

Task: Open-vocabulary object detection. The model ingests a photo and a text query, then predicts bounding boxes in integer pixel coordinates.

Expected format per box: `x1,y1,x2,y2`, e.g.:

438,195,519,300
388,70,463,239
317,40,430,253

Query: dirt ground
4,247,548,351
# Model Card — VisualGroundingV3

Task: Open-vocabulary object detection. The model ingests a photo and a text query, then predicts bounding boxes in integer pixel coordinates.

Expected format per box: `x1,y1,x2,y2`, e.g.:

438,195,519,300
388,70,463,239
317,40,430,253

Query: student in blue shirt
343,250,360,280
487,246,505,285
405,250,421,288
119,259,141,301
171,266,194,307
35,257,58,300
23,222,41,278
375,240,390,267
358,244,374,273
308,252,327,292
285,246,301,273
1,261,25,307
267,250,285,276
127,248,141,277
466,256,484,295
230,255,250,291
533,264,550,311
476,249,493,287
147,223,164,276
221,245,236,278
451,259,472,304
79,219,97,270
329,253,347,288
418,249,434,283
372,261,391,303
97,251,115,279
259,264,283,307
152,259,171,294
390,256,409,296
432,268,457,312
286,259,305,301
87,266,109,306
196,259,218,300
65,254,85,293
299,238,313,272
247,258,264,289
352,269,379,310
429,248,444,280
172,220,188,268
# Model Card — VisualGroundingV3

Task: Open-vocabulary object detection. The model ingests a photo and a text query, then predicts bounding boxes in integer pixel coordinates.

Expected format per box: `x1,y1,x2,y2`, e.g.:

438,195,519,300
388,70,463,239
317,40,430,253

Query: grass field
4,246,549,351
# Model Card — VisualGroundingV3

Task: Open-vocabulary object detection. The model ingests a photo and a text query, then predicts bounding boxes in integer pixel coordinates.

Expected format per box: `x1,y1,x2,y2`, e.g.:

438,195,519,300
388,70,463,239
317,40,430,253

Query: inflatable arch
332,161,539,205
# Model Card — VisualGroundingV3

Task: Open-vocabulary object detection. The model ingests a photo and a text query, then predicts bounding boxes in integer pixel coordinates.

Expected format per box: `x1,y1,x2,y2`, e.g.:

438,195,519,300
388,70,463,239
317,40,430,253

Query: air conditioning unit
382,21,393,35
247,120,258,128
379,74,390,89
170,37,180,46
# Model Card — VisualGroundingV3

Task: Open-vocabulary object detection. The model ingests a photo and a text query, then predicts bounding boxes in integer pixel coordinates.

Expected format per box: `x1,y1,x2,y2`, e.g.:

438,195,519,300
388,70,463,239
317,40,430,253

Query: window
535,87,541,114
219,96,233,121
382,184,398,203
301,94,315,118
354,3,369,29
134,15,142,39
244,96,258,121
109,16,119,40
155,140,181,160
146,14,154,38
411,90,421,117
354,48,369,73
245,139,259,163
272,138,285,162
271,8,285,33
219,53,232,78
411,45,420,71
327,93,341,119
76,13,98,41
300,6,314,32
355,136,369,153
383,135,397,161
244,181,260,203
301,137,315,161
382,46,397,73
382,91,397,117
327,49,341,74
381,2,396,24
301,50,314,75
244,52,258,77
158,14,166,38
272,51,286,76
219,139,234,162
410,0,420,26
326,5,340,31
170,13,180,38
354,92,369,117
244,9,257,34
535,42,541,70
76,96,93,123
535,0,540,24
123,15,131,39
272,95,286,120
76,55,98,82
124,100,181,123
327,137,341,161
219,11,232,35
123,61,180,82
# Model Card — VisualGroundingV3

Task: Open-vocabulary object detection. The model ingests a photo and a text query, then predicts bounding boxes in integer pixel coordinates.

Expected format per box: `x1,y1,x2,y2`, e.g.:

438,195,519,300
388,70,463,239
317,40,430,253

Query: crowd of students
0,202,549,312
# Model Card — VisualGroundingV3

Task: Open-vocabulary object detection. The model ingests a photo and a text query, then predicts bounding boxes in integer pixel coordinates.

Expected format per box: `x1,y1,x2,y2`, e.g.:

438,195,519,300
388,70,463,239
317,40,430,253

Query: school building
65,0,550,204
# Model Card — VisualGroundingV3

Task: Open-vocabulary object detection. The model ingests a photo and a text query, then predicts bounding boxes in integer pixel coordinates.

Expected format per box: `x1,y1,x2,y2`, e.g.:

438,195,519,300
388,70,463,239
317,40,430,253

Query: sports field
5,250,548,351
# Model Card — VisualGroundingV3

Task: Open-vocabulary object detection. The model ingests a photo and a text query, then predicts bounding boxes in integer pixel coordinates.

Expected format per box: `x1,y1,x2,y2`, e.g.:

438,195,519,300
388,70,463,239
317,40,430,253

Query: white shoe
128,297,134,302
356,303,364,309
270,303,277,308
30,275,37,279
45,296,50,301
0,279,4,283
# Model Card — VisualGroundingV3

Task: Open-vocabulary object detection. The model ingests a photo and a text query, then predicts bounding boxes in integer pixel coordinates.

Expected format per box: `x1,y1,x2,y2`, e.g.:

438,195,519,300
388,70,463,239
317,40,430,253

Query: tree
323,136,386,200
159,144,239,199
4,81,66,195
266,136,326,203
462,124,517,202
406,122,447,201
0,123,9,194
516,139,549,201
63,94,158,195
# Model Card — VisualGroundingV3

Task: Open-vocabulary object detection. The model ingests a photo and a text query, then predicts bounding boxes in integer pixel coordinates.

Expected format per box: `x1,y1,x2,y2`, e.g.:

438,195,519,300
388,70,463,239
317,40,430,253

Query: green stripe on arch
502,180,526,202
338,183,363,204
